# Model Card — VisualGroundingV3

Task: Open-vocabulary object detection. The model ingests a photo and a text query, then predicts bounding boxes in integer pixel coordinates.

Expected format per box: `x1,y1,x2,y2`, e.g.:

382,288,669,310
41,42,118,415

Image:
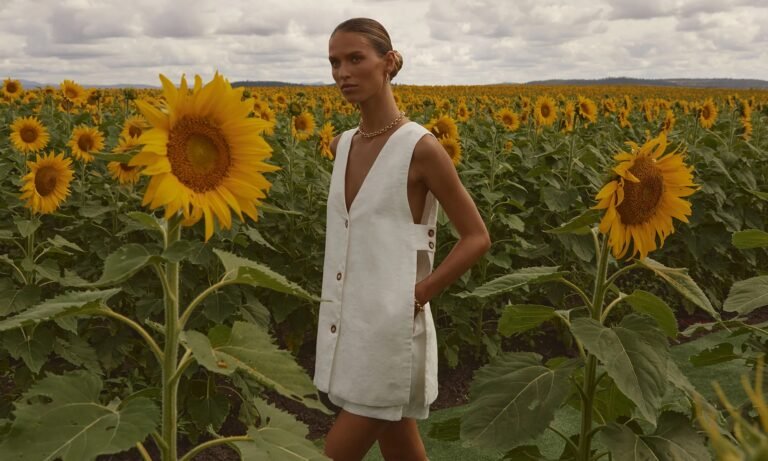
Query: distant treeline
524,77,768,89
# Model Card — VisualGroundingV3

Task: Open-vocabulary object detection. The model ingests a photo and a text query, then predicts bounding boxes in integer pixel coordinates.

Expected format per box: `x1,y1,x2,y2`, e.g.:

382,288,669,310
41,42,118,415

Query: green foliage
0,371,159,460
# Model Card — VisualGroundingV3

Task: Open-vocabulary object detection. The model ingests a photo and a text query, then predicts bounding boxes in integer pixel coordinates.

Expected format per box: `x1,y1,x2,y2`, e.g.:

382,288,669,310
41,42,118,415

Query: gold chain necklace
357,111,406,138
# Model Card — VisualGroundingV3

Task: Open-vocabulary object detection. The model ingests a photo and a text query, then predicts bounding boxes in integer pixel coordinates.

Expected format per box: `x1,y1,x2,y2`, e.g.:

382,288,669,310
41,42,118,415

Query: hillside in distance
523,77,768,89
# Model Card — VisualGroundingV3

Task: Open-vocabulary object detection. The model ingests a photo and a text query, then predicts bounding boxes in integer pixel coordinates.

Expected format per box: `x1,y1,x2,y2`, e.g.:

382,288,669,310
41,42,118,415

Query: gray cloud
2,0,768,86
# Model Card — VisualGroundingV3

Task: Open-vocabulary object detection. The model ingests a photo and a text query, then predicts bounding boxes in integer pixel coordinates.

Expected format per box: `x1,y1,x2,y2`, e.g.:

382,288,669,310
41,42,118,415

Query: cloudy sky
1,0,767,87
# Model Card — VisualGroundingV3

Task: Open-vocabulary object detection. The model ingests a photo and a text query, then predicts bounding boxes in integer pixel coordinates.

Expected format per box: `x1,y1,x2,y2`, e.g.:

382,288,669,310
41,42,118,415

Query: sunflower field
0,74,767,461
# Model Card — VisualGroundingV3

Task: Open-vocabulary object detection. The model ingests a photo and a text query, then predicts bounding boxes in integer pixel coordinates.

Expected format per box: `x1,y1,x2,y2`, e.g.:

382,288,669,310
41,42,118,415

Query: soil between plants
23,305,767,460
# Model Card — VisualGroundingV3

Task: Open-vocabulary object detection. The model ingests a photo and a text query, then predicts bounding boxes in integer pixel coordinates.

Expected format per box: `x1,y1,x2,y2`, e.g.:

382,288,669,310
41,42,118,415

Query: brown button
336,272,342,280
428,242,434,249
345,219,348,228
428,229,435,237
330,324,337,333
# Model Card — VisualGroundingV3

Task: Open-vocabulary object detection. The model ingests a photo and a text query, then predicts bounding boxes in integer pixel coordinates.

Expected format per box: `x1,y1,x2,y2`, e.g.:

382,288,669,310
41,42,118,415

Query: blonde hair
331,18,404,80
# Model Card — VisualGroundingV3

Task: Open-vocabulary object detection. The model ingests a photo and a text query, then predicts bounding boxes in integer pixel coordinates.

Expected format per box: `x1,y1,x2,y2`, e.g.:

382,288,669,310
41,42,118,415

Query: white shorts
327,312,430,421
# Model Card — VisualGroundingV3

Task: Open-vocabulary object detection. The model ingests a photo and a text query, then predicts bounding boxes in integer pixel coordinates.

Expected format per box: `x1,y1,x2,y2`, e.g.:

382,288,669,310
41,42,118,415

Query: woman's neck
357,86,402,132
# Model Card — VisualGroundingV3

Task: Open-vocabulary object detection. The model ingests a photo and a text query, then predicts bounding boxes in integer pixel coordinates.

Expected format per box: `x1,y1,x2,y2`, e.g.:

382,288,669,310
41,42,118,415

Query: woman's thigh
324,409,391,461
377,417,428,461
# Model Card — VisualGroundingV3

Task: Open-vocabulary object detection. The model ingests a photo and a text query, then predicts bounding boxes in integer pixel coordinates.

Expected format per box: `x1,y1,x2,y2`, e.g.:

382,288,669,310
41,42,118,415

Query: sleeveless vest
313,121,439,407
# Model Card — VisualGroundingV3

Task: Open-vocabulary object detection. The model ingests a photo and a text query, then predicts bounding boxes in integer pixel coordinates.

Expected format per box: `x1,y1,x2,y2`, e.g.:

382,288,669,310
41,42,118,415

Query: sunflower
456,102,470,122
255,106,276,136
68,125,105,162
698,98,717,129
495,108,520,131
19,152,74,214
120,115,151,139
273,92,287,109
577,96,597,125
129,72,279,241
60,79,88,105
520,96,532,123
534,96,557,128
618,107,632,128
10,116,50,153
107,162,140,185
425,115,459,140
108,136,143,185
660,109,675,134
292,111,315,141
593,132,697,259
318,121,335,160
2,78,23,99
561,102,575,133
601,98,616,115
439,137,462,166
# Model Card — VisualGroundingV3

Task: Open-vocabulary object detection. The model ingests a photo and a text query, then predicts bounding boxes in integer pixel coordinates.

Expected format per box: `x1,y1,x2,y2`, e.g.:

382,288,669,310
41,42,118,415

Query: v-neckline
343,121,412,215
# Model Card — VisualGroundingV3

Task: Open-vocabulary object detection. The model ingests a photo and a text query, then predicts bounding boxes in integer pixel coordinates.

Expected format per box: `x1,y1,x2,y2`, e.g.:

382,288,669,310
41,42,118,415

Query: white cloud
1,0,767,85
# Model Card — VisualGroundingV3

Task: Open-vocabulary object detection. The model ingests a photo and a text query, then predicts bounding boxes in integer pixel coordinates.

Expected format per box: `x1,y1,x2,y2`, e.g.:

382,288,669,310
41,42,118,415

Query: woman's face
328,31,391,104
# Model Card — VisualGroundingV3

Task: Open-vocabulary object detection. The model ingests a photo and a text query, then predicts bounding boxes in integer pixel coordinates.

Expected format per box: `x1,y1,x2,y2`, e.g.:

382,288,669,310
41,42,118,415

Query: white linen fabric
313,121,439,419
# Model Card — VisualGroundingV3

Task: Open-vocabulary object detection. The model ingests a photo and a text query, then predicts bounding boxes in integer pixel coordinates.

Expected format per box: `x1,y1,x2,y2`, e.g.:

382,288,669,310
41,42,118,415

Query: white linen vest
313,121,439,407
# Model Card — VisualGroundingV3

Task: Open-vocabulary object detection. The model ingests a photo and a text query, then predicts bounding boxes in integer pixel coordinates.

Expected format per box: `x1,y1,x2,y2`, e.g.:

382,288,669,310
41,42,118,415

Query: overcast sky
1,0,767,87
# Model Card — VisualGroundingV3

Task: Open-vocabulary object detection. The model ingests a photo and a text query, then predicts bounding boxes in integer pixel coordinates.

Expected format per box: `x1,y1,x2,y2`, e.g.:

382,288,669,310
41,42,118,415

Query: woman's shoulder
330,127,358,156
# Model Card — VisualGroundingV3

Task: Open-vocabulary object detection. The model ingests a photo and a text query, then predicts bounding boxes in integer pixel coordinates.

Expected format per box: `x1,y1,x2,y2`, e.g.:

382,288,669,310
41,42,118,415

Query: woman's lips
341,85,357,92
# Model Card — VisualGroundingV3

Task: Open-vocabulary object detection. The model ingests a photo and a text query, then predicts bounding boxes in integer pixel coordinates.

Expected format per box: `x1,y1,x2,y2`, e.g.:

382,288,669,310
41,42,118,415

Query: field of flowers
0,74,767,460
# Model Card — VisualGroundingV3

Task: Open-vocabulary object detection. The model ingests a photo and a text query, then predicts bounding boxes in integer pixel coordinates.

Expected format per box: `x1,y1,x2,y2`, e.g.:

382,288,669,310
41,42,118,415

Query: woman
314,17,491,461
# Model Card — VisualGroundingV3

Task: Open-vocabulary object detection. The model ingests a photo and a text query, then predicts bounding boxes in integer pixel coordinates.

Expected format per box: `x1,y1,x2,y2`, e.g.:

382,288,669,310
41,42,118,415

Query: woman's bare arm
412,134,492,304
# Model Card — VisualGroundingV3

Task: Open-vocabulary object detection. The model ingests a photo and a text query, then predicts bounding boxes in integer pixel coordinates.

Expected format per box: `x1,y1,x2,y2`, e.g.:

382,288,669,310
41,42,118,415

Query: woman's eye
351,56,361,63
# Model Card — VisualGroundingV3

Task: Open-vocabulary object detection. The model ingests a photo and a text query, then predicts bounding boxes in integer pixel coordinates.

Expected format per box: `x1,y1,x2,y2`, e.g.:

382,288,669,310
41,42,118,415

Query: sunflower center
65,88,78,99
128,125,143,138
167,117,230,192
541,105,550,118
34,166,58,196
702,106,711,119
21,126,39,143
616,157,665,225
503,114,513,124
78,134,94,152
119,163,136,172
294,117,308,131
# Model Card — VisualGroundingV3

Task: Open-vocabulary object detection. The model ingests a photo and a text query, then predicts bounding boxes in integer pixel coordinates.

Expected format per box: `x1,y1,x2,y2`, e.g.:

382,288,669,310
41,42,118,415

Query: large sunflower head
19,152,74,214
425,115,459,140
291,111,315,141
495,108,520,132
60,79,88,105
129,72,279,241
3,78,23,100
68,125,105,163
10,116,50,153
593,133,698,260
698,98,718,129
534,96,558,128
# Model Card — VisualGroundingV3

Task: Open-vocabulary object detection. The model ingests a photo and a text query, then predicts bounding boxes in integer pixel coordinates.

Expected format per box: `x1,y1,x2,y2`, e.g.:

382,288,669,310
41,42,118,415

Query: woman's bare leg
324,409,391,461
377,417,428,461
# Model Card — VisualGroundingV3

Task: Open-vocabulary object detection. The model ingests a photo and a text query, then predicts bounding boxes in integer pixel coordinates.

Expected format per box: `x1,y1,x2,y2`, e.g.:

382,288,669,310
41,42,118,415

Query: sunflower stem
179,435,252,461
577,236,610,461
160,215,182,461
566,117,579,189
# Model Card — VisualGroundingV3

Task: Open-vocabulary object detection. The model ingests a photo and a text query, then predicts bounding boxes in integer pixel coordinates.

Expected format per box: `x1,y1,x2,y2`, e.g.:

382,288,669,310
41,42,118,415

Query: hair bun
390,49,404,80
